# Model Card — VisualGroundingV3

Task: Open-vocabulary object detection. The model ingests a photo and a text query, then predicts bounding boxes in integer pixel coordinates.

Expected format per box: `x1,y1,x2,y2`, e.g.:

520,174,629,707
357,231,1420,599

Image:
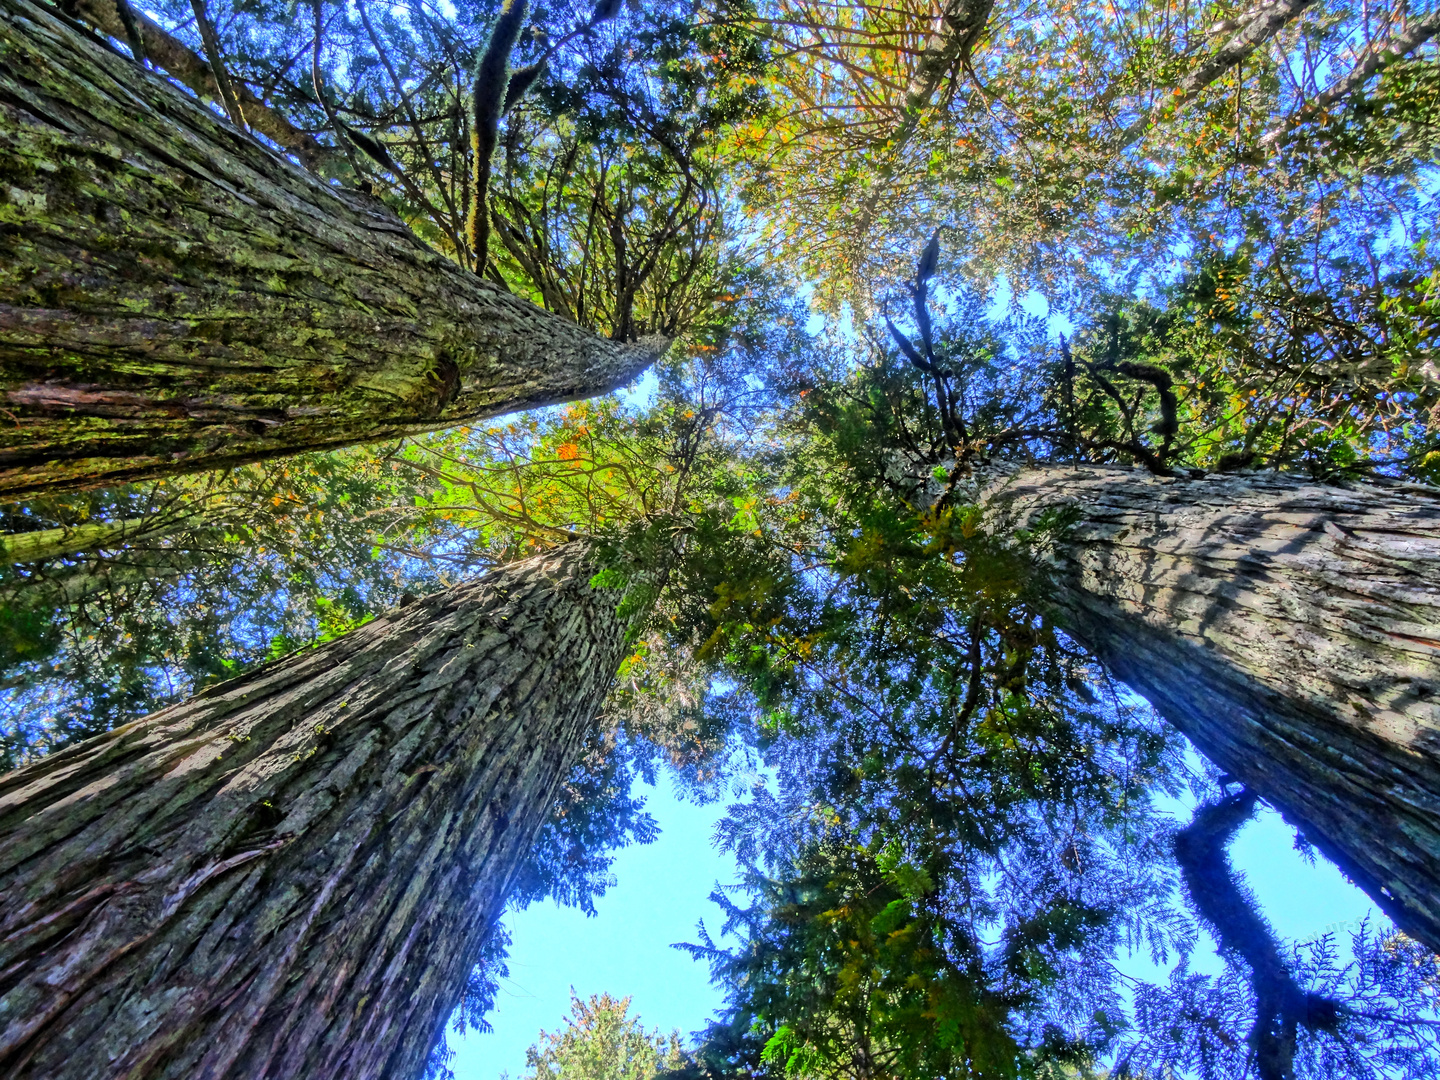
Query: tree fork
0,0,663,500
974,466,1440,951
0,542,636,1079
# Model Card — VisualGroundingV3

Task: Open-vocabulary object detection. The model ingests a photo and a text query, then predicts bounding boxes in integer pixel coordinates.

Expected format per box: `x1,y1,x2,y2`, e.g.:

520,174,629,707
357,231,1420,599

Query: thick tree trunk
0,542,635,1079
0,0,660,499
977,466,1440,951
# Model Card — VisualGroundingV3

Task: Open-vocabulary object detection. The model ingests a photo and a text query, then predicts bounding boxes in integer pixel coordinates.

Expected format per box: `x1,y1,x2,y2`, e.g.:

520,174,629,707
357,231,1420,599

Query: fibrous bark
0,0,661,499
977,466,1440,952
0,542,635,1080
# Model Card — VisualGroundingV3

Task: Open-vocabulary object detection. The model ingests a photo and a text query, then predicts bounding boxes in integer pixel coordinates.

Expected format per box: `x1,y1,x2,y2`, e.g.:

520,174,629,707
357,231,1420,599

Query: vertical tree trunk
0,0,661,499
980,466,1440,951
0,542,635,1079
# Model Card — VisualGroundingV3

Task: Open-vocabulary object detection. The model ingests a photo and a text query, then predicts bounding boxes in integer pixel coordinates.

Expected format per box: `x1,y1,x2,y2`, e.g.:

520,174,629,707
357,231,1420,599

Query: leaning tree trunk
0,513,195,563
0,0,660,499
0,542,636,1079
976,466,1440,952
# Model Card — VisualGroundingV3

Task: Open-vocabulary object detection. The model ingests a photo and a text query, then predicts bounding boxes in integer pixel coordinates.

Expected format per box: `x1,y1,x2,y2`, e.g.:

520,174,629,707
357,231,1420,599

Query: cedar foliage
521,993,690,1080
4,0,1440,1077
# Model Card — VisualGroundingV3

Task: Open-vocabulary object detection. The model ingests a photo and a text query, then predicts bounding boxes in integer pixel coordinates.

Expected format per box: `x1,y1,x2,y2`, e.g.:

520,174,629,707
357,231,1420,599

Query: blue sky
448,297,1387,1076
447,772,736,1078
444,761,1382,1079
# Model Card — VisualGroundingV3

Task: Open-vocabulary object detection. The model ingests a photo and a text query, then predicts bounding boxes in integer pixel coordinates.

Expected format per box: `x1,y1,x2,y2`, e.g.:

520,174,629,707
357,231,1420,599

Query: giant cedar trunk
0,542,634,1079
0,0,658,499
978,466,1440,950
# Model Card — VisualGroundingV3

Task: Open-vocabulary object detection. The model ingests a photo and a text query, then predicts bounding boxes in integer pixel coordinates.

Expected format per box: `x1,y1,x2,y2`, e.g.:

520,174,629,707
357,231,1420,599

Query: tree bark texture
978,466,1440,951
0,542,634,1079
0,0,660,499
0,514,188,563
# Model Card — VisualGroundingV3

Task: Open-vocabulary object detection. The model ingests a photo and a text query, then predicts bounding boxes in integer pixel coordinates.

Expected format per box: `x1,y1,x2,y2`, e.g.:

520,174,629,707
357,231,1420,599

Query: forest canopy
2,0,1439,1077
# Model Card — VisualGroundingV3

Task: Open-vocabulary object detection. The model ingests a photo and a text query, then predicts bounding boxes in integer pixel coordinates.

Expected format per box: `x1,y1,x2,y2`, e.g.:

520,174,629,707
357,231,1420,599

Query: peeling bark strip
0,0,661,500
0,543,633,1080
980,467,1440,951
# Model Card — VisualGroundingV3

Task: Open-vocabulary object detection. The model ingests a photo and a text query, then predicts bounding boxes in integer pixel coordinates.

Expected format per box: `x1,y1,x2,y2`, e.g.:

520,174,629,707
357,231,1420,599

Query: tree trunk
978,466,1440,951
0,542,636,1080
0,546,190,609
0,514,193,563
0,0,660,499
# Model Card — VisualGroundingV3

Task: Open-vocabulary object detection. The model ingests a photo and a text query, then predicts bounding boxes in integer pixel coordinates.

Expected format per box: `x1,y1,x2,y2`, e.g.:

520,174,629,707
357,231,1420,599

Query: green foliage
491,5,767,339
0,449,455,766
716,0,1440,326
658,246,1437,1078
1050,244,1439,480
643,309,1187,1080
519,993,691,1080
805,233,1435,484
681,836,1093,1080
1294,55,1440,175
263,596,377,660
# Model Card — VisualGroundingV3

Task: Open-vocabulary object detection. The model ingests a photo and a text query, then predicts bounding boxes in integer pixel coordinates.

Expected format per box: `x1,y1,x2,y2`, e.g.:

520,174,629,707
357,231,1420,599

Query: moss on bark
0,0,661,498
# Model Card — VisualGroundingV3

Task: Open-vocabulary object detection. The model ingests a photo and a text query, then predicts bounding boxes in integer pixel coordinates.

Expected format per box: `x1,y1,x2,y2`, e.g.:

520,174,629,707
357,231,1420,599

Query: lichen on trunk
0,542,636,1080
0,0,661,499
974,465,1440,951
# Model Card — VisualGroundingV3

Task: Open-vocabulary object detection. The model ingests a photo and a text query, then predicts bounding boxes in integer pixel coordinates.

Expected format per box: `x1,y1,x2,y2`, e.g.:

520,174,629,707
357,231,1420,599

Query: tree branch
67,0,337,170
1261,9,1440,145
1175,793,1340,1080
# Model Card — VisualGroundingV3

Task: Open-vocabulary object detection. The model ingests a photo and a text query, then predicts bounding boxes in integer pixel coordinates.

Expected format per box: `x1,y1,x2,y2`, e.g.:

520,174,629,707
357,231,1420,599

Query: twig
189,0,246,130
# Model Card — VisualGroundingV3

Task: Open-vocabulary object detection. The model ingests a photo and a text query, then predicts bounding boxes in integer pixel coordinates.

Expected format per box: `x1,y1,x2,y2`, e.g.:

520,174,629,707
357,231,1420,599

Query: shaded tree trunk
0,0,661,499
979,466,1440,952
0,542,636,1079
0,514,194,563
0,543,193,610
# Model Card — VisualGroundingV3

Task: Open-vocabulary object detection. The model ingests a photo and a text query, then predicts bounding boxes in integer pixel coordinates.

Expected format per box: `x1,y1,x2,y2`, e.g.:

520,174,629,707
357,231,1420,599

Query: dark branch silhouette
1175,793,1341,1080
